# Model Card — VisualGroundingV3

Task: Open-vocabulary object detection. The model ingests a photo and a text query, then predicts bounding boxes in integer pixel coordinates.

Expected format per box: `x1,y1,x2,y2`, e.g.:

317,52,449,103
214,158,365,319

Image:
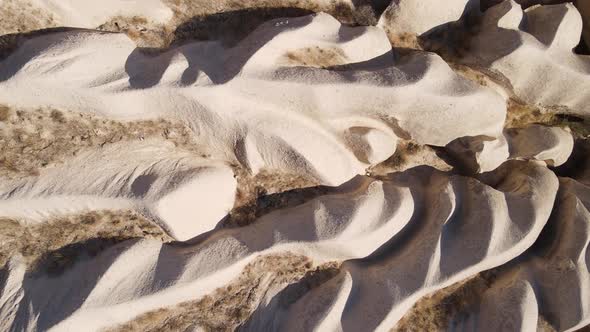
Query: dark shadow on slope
238,263,341,331
125,8,315,88
481,0,571,11
11,239,138,331
369,0,391,18
0,28,112,82
2,8,392,89
256,161,545,332
0,263,9,298
349,0,379,26
419,1,522,64
172,7,315,48
553,138,590,183
164,181,337,248
220,184,333,229
335,166,446,332
433,135,497,176
31,237,139,277
575,38,590,55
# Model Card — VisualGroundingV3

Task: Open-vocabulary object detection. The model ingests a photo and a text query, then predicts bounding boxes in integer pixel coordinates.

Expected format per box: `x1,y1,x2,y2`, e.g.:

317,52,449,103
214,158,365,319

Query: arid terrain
1,0,590,331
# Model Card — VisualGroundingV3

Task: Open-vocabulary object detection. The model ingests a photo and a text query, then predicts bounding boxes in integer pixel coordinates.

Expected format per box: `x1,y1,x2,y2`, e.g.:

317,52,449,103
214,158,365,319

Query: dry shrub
0,104,10,121
97,16,174,48
282,46,348,68
368,140,451,176
448,63,489,87
0,106,200,179
384,141,422,169
393,269,560,331
537,316,558,332
1,0,378,52
97,0,377,48
0,0,58,35
505,99,556,129
109,253,339,332
163,0,373,26
0,210,172,275
393,271,498,332
384,31,422,50
506,99,590,137
224,168,327,228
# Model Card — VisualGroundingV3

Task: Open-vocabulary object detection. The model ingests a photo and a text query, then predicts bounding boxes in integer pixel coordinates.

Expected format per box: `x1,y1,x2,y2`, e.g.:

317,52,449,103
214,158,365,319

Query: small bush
282,46,348,68
0,105,10,121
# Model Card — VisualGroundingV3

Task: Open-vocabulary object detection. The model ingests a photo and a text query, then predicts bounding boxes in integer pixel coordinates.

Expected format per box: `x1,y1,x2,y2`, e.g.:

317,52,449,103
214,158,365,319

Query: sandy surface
0,0,589,331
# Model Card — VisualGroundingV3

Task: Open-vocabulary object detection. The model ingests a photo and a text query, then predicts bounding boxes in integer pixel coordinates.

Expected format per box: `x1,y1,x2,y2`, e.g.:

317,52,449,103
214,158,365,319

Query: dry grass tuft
0,0,58,35
506,99,590,137
537,316,558,332
109,253,339,332
94,0,377,48
171,6,315,48
97,16,174,48
0,210,172,275
163,0,374,26
272,260,341,307
225,168,327,228
448,63,489,87
282,46,348,68
368,140,451,176
0,104,10,121
393,269,560,331
505,99,556,129
0,105,201,179
393,271,498,332
384,31,422,50
1,0,378,52
384,141,422,169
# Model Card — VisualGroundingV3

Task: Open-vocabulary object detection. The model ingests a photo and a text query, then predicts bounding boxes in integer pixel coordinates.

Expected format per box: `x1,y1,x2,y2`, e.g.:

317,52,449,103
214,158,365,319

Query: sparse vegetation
0,0,377,52
0,105,201,179
506,99,590,138
225,168,327,228
368,140,451,176
282,46,348,68
448,63,490,87
505,99,557,129
163,0,374,27
108,253,339,332
0,210,172,275
393,271,498,332
171,7,316,48
393,268,564,332
0,104,10,121
98,16,174,48
0,0,58,35
93,0,378,49
384,31,422,50
383,141,422,169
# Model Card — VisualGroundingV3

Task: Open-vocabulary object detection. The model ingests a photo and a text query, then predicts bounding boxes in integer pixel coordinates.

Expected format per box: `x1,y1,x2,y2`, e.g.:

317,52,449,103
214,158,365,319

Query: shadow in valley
10,238,140,331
